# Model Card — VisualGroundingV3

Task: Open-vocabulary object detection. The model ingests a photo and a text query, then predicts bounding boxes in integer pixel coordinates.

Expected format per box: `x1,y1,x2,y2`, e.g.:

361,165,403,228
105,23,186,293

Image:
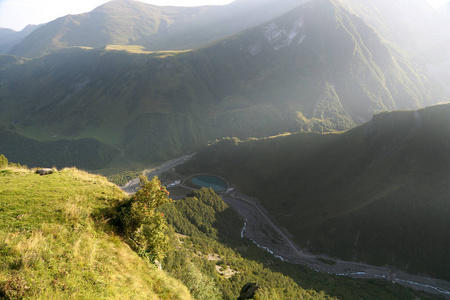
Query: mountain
9,0,201,58
0,25,41,54
177,103,450,281
0,0,434,170
8,0,307,58
337,0,450,97
338,0,450,56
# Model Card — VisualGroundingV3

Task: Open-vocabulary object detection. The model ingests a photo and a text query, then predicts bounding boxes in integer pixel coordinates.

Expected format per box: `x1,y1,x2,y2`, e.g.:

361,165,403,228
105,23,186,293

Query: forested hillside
177,103,450,281
160,188,432,299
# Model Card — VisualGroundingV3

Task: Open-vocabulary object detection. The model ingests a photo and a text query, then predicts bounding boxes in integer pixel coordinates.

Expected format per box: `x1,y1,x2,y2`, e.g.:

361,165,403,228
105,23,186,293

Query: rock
237,283,259,300
35,168,53,175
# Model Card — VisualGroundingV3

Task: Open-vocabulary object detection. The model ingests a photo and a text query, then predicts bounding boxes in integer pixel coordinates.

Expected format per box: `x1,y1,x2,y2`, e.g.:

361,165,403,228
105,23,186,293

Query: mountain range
0,0,440,171
0,25,41,54
7,0,306,58
1,0,450,294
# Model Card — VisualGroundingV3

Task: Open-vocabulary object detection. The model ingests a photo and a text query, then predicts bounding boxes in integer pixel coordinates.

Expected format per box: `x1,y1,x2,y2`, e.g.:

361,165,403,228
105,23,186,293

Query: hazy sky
0,0,447,31
0,0,235,31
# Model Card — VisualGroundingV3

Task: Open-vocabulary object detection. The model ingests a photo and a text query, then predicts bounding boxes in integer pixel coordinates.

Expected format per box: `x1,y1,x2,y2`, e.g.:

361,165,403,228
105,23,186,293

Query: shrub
115,176,172,262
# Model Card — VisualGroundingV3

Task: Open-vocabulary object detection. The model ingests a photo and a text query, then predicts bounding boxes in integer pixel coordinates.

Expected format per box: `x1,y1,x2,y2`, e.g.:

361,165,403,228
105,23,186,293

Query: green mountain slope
177,103,450,281
0,0,434,170
0,165,192,299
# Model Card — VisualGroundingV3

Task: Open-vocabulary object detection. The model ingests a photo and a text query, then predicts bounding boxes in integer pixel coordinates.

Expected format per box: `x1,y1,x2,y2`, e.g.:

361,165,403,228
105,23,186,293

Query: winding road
121,154,195,194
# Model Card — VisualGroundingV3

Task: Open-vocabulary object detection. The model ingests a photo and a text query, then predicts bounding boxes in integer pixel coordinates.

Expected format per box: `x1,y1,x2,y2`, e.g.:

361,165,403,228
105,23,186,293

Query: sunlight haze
0,0,235,31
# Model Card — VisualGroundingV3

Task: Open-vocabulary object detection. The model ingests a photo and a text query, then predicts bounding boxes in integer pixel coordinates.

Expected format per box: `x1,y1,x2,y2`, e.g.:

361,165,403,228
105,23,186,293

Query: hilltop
0,164,192,299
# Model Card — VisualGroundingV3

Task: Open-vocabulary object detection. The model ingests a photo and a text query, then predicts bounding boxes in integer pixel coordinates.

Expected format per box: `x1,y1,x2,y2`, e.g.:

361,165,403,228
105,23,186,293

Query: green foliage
0,154,7,168
172,256,221,300
107,169,143,186
162,187,436,300
161,188,336,300
115,176,172,262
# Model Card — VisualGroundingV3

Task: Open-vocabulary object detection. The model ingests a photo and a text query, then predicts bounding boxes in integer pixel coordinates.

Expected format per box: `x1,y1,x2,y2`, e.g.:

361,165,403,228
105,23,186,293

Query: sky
0,0,447,31
0,0,235,31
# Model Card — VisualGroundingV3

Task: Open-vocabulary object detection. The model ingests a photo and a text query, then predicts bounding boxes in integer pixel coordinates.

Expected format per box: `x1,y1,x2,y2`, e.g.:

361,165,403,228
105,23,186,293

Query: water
191,175,228,192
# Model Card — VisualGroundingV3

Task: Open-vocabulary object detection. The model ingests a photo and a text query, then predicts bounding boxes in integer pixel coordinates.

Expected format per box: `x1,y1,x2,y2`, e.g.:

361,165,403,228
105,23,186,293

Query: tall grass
0,166,192,299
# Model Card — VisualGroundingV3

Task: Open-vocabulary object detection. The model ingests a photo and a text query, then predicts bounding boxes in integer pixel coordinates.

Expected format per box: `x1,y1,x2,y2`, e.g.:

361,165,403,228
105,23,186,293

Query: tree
118,175,172,262
0,154,8,168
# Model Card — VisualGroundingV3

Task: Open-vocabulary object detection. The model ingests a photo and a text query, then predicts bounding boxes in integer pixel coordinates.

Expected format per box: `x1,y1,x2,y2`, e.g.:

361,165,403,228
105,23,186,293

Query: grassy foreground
0,166,191,299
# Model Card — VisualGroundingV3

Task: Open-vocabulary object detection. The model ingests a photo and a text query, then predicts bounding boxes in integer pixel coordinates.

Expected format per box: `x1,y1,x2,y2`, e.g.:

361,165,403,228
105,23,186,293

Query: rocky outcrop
35,168,53,175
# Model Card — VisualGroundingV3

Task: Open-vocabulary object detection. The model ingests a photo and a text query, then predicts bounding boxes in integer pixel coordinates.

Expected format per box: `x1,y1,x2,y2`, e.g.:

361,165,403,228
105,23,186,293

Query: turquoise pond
191,175,228,192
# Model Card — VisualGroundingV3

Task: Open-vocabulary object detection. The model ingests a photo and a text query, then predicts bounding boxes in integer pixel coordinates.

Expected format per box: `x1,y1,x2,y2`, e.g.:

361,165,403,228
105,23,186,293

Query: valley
1,0,450,298
176,104,450,285
223,191,450,297
123,155,450,297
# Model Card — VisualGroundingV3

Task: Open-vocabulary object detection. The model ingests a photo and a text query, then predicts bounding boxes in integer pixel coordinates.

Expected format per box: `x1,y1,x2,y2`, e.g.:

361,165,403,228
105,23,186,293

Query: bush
115,176,172,262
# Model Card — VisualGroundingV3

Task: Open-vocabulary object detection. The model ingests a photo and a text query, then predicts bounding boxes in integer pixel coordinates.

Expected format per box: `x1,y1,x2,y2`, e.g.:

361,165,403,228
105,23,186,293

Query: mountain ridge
0,0,435,170
0,25,41,54
8,0,307,58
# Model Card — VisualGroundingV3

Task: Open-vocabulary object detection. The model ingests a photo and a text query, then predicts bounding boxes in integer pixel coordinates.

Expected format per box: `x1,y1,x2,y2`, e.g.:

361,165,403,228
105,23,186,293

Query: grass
105,45,191,57
0,165,192,299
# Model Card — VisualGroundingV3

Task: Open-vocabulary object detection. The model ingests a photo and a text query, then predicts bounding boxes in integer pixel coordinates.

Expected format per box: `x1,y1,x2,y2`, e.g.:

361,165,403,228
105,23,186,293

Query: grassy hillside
0,164,192,299
177,103,450,281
